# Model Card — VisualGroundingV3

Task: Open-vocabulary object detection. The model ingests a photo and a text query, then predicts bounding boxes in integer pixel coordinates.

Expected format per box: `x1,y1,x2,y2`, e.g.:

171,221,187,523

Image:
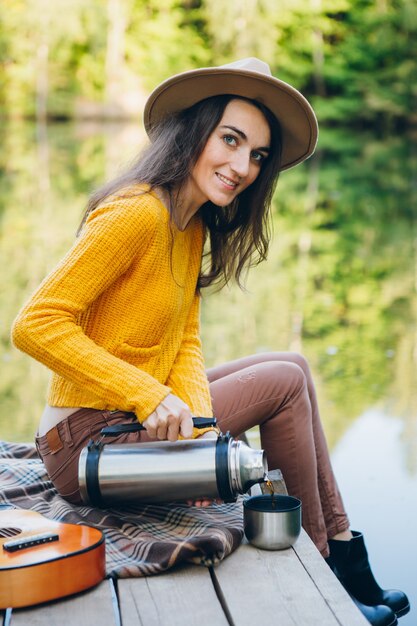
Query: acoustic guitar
0,505,105,608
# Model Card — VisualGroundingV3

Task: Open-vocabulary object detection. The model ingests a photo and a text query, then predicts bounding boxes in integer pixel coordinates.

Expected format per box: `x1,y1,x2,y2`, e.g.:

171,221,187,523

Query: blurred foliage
0,0,416,131
0,0,416,465
1,120,416,470
201,129,417,451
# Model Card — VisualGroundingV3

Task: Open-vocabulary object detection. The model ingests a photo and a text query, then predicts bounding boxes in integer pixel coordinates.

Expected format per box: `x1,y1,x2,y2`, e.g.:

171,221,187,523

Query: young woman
12,58,408,625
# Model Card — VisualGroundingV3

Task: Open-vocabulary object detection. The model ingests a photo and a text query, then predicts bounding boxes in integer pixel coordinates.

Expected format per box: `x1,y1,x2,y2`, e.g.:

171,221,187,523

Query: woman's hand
142,393,193,441
144,402,221,505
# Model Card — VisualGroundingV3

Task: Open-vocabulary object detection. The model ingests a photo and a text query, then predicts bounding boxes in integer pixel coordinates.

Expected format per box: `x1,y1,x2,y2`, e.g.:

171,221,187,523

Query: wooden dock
1,528,368,625
0,461,368,626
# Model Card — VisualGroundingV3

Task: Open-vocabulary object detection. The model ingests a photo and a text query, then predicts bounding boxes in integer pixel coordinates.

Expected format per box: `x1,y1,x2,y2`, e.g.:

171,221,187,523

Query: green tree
315,0,417,129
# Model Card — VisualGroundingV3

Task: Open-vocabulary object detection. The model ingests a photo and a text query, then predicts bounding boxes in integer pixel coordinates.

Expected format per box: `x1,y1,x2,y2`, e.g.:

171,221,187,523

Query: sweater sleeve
165,293,213,419
11,195,171,422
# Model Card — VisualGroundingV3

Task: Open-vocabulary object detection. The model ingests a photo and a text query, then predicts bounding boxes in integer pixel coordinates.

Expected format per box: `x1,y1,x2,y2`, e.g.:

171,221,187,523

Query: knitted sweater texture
11,188,213,427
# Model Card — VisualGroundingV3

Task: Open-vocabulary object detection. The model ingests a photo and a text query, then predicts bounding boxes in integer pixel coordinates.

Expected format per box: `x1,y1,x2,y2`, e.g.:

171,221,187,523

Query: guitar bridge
2,532,59,552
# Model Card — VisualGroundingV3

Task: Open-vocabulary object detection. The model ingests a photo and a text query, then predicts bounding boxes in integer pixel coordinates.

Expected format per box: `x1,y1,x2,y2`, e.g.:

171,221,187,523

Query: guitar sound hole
0,527,22,538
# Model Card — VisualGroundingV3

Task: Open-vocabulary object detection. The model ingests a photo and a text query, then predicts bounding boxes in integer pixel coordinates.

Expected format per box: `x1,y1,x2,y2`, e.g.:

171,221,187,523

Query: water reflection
332,410,417,625
0,120,416,472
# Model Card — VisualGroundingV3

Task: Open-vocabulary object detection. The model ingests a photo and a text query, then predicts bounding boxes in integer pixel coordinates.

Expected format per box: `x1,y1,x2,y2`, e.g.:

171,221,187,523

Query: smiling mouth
216,173,239,189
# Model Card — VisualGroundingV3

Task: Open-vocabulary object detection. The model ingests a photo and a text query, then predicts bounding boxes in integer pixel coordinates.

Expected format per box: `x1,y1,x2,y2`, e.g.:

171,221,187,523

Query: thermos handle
99,416,217,438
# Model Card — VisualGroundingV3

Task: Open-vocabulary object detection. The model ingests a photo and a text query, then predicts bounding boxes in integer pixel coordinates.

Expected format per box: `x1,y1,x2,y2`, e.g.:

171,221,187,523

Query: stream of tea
264,474,276,508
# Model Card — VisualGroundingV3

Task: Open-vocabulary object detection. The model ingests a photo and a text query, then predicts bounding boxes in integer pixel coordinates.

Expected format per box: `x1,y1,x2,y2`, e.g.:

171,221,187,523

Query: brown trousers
35,352,349,557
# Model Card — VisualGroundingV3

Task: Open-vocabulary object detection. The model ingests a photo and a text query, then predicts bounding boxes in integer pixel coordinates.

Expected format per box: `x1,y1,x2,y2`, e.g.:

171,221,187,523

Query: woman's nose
230,149,250,178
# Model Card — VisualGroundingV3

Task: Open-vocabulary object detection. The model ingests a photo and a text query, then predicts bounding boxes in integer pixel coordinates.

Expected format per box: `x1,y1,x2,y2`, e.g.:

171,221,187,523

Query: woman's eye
223,134,237,146
251,150,265,163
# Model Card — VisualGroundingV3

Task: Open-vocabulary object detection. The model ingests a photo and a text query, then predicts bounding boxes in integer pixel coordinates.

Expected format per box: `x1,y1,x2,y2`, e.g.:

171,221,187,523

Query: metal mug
243,494,302,550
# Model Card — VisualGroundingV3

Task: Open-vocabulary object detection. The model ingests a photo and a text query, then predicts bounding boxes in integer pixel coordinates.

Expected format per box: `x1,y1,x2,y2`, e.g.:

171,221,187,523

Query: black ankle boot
328,531,410,618
325,557,398,626
351,596,398,626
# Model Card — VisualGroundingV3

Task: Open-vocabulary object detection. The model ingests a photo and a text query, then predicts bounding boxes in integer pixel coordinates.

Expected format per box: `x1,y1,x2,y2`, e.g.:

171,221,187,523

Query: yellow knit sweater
11,187,213,432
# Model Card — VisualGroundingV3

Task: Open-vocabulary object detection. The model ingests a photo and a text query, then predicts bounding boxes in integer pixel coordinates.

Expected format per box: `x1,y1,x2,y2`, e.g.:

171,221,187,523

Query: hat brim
143,67,318,171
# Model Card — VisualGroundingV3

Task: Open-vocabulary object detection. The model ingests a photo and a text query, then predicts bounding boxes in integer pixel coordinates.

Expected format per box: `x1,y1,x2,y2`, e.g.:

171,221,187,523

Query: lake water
332,410,416,624
0,120,416,620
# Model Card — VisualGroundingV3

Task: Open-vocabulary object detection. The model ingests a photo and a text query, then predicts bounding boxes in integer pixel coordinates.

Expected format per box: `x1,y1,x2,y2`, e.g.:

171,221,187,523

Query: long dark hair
79,95,282,289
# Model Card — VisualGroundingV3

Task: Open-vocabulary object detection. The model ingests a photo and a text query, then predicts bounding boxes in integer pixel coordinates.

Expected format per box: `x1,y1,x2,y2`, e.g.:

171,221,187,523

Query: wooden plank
7,579,119,626
212,532,344,626
292,531,368,625
119,564,228,626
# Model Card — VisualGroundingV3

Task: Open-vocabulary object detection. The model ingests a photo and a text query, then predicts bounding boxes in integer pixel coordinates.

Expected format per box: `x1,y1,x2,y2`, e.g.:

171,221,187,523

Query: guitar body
0,508,105,608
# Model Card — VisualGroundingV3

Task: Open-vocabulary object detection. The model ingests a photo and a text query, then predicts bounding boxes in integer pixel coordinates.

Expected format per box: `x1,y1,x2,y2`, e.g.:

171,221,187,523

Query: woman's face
189,99,271,208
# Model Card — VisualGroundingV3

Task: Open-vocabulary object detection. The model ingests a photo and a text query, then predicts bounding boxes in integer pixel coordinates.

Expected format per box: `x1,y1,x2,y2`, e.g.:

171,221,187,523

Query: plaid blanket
0,440,243,577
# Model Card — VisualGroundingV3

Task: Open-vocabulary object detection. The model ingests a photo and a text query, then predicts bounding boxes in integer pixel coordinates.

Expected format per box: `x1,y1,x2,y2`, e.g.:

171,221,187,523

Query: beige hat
143,57,318,172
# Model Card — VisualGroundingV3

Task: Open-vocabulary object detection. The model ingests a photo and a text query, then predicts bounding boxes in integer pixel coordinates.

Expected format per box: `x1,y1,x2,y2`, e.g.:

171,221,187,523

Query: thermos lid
215,433,237,503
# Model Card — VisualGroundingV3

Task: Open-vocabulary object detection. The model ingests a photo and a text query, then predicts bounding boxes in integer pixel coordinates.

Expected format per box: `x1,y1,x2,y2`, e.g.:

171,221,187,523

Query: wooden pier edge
1,530,367,626
1,468,368,625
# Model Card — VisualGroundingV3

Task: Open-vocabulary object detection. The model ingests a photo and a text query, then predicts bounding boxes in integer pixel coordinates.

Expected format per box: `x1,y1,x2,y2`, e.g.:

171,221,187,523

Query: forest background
1,0,416,128
0,0,416,454
1,3,417,619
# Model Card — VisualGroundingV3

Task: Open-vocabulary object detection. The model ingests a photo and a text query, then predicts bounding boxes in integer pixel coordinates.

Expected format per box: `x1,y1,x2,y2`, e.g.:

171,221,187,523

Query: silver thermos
78,418,267,506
